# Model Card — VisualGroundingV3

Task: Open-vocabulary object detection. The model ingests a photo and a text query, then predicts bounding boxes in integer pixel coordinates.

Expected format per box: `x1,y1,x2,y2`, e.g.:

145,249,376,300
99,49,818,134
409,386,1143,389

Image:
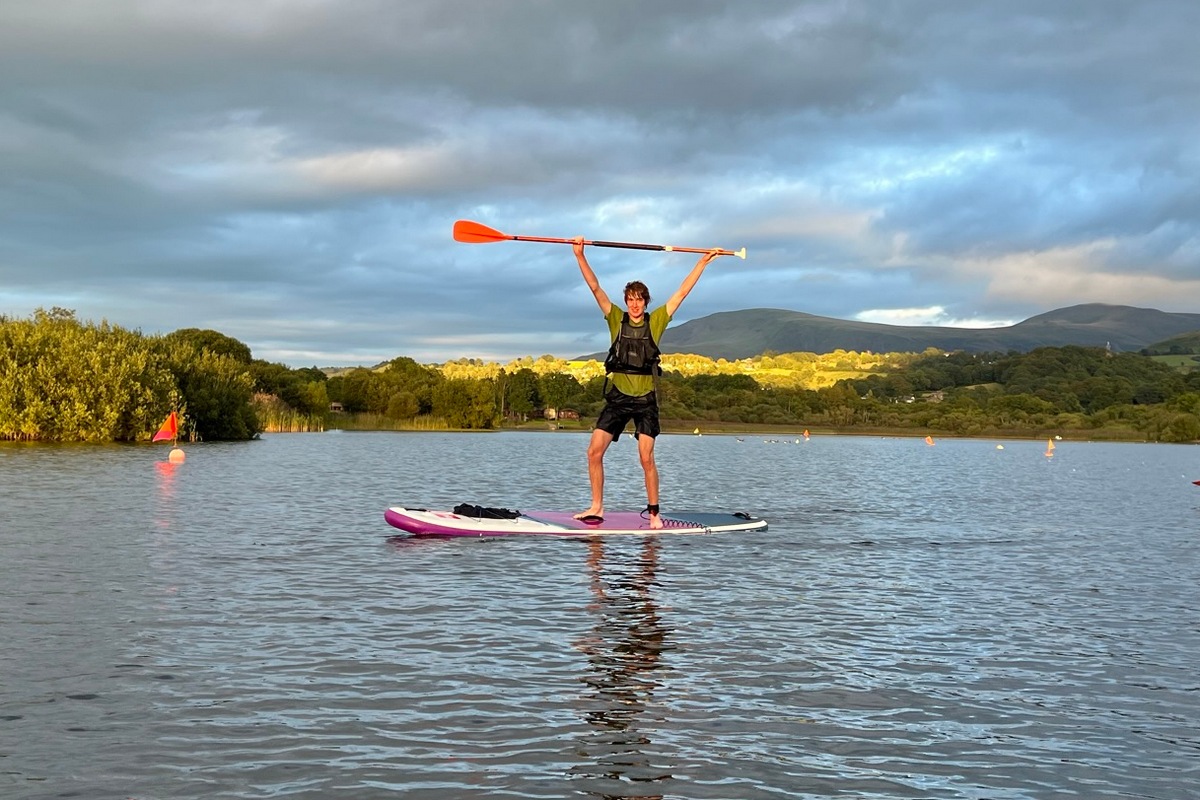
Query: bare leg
575,428,613,519
637,434,662,529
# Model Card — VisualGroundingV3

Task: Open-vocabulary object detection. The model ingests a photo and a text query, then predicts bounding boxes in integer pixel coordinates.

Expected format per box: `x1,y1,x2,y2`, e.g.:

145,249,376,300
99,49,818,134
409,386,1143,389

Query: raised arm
574,237,613,315
664,249,723,317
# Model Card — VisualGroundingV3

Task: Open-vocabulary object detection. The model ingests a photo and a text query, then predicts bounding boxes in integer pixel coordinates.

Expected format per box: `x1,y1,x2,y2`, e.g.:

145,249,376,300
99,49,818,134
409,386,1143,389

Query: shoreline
496,419,1143,443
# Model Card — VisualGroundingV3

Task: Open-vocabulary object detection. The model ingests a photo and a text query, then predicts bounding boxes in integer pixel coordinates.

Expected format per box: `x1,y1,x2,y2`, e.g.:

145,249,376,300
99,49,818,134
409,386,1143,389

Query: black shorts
595,388,659,441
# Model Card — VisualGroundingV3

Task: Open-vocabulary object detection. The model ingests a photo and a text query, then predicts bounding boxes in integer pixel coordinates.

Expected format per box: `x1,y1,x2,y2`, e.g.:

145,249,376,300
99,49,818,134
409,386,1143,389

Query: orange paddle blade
453,219,511,243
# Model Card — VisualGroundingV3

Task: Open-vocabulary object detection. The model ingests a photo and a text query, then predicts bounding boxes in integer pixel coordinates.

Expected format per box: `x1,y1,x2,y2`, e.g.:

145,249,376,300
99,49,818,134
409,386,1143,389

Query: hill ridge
581,303,1200,360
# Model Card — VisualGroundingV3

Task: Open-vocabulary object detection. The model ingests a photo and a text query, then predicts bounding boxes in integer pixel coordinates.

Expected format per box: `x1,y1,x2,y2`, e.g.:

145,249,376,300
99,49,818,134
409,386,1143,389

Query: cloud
1,1,1198,365
854,306,1015,329
974,242,1200,312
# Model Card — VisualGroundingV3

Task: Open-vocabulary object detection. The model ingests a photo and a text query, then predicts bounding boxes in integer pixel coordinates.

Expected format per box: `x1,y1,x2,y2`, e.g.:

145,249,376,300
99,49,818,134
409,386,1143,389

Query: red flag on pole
152,411,178,443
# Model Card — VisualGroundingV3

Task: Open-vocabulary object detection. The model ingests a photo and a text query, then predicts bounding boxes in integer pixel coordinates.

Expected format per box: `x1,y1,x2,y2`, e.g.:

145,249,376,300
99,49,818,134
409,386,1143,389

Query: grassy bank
298,412,1167,444
496,417,1165,443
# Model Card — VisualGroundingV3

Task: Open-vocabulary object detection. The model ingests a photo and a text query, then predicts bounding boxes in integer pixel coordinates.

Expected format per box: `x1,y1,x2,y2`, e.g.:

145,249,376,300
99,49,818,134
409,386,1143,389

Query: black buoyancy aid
604,312,662,377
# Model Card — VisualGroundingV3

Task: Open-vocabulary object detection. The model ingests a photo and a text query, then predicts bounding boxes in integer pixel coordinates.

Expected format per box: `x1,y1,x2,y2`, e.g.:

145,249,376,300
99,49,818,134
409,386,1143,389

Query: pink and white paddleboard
384,506,768,537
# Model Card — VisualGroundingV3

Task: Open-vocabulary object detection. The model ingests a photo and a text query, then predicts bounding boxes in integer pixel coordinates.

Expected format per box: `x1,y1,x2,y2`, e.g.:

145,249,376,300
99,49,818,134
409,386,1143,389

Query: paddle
453,219,747,259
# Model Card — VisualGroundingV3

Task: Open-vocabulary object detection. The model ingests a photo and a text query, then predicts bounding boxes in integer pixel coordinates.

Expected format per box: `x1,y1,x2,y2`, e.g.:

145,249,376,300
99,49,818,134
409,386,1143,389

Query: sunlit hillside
434,350,930,390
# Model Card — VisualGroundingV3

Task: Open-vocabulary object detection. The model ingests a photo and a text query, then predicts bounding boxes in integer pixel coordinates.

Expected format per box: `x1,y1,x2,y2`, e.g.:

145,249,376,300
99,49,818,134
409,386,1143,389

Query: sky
2,1,1198,367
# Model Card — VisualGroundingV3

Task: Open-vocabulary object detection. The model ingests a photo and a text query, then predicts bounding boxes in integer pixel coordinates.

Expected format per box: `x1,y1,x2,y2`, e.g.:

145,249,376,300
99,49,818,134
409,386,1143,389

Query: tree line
323,345,1200,442
5,309,1200,443
1,310,296,442
838,347,1200,442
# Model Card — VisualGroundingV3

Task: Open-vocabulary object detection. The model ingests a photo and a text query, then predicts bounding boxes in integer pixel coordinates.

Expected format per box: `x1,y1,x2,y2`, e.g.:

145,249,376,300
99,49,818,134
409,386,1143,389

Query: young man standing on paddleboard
572,237,725,529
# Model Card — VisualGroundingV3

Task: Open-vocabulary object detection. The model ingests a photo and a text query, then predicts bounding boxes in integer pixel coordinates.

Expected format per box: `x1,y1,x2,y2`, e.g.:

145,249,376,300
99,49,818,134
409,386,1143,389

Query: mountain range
633,304,1200,360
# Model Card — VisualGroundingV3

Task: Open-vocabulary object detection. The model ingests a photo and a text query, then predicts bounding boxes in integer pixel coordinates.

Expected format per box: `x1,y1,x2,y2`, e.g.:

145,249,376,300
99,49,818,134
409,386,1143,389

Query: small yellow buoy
169,448,186,464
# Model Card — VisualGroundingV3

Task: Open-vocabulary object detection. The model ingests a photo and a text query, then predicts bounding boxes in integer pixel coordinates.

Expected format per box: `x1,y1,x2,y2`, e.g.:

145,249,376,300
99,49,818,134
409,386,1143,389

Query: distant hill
1143,330,1200,355
638,304,1200,360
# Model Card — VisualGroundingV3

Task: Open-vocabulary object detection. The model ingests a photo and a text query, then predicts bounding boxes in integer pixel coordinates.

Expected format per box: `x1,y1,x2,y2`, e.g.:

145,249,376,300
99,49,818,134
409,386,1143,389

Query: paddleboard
384,506,768,537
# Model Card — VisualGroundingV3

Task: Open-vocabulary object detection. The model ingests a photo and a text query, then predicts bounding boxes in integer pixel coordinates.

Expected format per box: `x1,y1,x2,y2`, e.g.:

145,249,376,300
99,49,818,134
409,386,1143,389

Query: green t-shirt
604,305,671,397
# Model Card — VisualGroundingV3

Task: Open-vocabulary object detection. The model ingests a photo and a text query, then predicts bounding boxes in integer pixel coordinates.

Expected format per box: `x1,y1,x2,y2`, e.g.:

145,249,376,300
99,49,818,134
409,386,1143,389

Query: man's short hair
624,281,650,304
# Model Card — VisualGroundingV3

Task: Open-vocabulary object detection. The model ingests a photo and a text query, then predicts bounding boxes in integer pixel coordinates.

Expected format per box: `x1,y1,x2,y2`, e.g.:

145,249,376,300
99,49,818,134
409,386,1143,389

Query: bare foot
649,512,663,530
574,507,604,521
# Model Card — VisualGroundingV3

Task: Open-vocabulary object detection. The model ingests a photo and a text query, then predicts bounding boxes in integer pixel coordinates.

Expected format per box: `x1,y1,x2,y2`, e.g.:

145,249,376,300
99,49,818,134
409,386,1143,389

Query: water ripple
2,433,1198,798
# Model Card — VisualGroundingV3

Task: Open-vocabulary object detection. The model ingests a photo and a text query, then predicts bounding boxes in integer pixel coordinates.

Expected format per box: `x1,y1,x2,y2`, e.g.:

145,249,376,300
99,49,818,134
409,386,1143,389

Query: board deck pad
384,506,768,537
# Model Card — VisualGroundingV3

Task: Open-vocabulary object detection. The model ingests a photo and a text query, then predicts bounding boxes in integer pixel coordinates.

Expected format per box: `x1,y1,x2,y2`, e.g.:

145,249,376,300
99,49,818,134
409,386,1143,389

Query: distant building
329,402,344,413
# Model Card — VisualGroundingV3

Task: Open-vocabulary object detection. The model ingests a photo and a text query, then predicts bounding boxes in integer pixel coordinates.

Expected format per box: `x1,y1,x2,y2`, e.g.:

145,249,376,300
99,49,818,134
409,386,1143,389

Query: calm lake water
2,430,1198,799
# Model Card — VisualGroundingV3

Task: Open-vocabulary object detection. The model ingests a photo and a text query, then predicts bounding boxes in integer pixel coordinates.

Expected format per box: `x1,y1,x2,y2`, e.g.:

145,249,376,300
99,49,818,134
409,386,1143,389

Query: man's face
625,293,646,317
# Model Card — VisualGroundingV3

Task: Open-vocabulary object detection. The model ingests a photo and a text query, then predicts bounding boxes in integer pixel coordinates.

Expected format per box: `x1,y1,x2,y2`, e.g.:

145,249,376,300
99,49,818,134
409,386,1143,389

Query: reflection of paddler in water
572,537,673,798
